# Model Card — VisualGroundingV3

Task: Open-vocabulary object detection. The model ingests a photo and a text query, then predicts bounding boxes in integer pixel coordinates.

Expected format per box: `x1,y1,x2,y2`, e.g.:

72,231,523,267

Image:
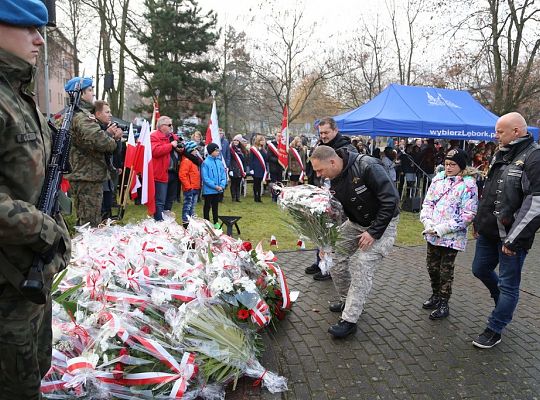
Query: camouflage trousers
426,242,458,300
0,286,52,400
331,216,398,323
70,180,103,227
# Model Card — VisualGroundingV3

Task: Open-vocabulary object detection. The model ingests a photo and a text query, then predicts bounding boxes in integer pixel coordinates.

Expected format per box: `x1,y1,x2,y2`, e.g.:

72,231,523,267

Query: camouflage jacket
66,99,117,182
0,49,71,286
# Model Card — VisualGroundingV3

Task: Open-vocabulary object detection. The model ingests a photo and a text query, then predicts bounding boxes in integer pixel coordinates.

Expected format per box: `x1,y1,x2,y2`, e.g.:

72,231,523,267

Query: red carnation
241,241,253,252
140,325,152,334
237,309,250,320
274,289,282,297
119,347,129,357
158,268,169,276
112,363,124,380
256,276,266,289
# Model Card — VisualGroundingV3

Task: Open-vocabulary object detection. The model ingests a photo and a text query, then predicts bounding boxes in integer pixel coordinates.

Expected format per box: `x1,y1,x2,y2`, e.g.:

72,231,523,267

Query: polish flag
205,98,220,149
278,105,289,169
124,123,137,168
270,235,278,247
130,121,155,215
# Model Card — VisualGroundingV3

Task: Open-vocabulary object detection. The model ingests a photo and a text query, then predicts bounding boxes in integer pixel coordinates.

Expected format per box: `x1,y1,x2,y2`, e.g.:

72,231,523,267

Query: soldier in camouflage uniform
64,77,123,226
0,1,72,398
310,145,400,338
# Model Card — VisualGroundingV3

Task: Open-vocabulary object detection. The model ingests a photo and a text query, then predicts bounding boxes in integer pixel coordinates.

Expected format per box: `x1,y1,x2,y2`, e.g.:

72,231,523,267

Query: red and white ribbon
104,291,148,305
266,262,291,310
250,147,268,180
290,147,305,181
250,298,271,327
101,352,196,398
230,144,246,177
41,380,67,393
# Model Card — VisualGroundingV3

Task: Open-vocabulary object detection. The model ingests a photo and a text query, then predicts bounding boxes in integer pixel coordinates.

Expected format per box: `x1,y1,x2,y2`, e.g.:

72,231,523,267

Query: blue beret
0,0,48,27
64,77,93,92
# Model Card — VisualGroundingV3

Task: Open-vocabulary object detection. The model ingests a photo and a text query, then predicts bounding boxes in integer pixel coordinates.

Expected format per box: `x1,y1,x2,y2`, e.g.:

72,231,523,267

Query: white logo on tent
426,92,461,108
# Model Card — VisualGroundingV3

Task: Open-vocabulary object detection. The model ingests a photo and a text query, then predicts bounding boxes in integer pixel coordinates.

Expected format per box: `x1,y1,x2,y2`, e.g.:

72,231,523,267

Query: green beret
0,0,48,27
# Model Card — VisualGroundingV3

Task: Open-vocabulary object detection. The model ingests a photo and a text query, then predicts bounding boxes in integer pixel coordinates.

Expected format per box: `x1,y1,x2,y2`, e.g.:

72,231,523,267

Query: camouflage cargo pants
70,180,103,227
0,286,52,400
426,242,458,300
331,216,398,323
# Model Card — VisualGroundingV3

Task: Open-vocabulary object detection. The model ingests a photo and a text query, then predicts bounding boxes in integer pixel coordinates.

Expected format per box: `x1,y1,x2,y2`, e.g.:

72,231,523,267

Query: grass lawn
75,188,426,251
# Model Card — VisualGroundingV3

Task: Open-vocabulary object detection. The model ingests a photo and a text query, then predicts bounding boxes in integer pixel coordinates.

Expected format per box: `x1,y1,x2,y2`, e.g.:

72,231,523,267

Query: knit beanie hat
184,141,197,153
233,134,243,142
207,142,220,154
445,148,467,170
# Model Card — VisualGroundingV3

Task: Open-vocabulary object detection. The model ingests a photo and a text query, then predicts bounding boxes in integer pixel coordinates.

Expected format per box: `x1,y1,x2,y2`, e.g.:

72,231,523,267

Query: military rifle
20,81,82,304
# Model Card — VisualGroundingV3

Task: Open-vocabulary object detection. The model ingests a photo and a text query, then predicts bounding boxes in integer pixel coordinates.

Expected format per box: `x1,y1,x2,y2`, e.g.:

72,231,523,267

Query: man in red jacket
151,116,182,221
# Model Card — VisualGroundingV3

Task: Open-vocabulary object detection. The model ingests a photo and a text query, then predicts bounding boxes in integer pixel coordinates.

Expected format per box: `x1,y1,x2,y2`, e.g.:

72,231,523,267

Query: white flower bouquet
278,184,345,274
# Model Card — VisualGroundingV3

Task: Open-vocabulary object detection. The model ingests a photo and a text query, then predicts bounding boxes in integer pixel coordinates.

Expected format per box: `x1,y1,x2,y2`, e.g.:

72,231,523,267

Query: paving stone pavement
226,238,540,400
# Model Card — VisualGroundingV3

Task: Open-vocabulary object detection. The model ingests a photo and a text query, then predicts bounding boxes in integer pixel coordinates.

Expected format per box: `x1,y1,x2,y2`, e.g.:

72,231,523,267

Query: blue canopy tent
332,84,539,141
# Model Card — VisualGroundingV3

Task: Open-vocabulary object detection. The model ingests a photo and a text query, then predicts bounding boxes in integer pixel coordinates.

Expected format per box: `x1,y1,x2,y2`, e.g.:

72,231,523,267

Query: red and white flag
124,123,137,168
150,100,160,131
205,98,220,149
278,105,289,168
130,121,155,215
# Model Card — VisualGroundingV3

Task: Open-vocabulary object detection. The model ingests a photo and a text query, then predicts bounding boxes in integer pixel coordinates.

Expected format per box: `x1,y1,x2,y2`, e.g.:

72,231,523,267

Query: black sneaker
472,328,502,349
422,294,440,310
328,319,357,338
329,301,345,313
313,271,332,281
305,263,320,274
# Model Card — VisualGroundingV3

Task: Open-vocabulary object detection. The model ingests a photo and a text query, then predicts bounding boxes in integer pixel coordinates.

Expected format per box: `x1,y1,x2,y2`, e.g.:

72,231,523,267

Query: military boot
328,319,357,338
422,294,440,310
429,298,449,320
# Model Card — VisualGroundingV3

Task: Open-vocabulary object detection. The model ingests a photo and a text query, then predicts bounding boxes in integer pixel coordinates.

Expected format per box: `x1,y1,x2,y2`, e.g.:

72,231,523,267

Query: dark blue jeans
182,189,199,223
165,171,179,211
154,181,168,221
471,234,527,334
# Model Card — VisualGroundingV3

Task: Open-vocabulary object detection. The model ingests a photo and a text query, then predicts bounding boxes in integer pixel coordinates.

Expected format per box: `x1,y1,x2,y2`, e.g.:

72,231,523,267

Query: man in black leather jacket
311,145,400,338
471,112,540,349
305,117,357,280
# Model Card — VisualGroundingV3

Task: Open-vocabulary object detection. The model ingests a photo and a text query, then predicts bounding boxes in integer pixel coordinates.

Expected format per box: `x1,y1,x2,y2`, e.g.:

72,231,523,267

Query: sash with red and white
267,141,280,159
290,147,305,181
230,144,246,177
250,147,268,180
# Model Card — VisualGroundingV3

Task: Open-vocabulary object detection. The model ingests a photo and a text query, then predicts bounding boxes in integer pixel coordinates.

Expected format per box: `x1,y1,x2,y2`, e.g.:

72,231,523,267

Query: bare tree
386,0,425,85
214,26,252,135
80,0,131,117
248,6,340,125
328,19,392,109
433,0,540,115
57,0,92,76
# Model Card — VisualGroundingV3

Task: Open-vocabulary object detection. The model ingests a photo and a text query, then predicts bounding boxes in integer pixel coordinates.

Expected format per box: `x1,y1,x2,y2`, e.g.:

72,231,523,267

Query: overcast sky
197,0,387,41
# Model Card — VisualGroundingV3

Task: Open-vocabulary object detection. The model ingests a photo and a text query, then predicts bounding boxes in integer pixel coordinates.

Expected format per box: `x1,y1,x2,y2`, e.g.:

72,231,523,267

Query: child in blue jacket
201,143,227,224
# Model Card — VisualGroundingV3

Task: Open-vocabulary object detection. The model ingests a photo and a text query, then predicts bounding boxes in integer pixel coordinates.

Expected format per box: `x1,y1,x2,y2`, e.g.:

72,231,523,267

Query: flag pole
285,103,289,151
